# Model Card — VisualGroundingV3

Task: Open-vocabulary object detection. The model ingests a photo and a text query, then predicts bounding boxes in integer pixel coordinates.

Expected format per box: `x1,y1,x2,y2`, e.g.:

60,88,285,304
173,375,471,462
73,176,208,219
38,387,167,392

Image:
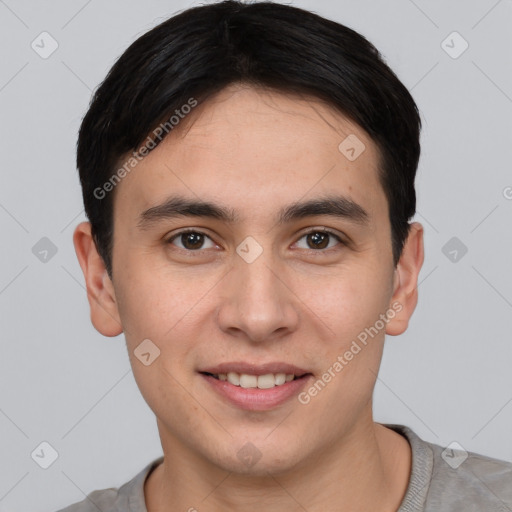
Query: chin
209,438,306,477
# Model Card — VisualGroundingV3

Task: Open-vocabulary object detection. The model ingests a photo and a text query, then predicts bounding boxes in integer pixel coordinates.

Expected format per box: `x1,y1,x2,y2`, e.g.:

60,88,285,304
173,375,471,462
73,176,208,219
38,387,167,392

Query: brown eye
167,230,215,251
295,229,343,251
307,231,329,249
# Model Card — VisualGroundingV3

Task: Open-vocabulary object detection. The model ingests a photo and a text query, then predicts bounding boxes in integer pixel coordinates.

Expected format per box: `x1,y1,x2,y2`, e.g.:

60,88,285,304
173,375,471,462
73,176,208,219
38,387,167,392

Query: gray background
0,0,511,510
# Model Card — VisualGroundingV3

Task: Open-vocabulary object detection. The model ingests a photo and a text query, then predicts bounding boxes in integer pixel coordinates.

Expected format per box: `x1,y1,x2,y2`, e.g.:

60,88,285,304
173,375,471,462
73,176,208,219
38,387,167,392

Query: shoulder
427,441,512,509
53,456,164,512
54,487,119,512
389,424,512,510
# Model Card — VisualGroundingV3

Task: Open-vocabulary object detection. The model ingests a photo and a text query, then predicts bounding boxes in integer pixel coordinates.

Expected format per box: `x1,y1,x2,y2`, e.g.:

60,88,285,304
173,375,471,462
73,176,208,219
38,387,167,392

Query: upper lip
199,362,310,377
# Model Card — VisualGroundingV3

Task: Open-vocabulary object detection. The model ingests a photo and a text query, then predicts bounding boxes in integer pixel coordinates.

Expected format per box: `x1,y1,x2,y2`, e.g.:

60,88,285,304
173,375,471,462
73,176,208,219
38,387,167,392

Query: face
76,84,422,476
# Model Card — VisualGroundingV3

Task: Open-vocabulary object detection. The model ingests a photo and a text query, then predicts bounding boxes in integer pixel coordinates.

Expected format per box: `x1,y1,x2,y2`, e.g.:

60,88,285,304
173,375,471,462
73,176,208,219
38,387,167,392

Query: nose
216,249,300,344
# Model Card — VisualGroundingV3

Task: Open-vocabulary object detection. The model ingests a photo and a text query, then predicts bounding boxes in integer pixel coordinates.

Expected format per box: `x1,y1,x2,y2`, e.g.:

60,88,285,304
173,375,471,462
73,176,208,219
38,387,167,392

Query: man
61,1,512,511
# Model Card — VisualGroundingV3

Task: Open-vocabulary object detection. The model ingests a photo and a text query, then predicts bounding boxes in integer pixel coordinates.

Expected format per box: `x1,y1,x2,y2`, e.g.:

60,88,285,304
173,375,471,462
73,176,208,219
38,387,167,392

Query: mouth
200,371,307,389
198,363,313,411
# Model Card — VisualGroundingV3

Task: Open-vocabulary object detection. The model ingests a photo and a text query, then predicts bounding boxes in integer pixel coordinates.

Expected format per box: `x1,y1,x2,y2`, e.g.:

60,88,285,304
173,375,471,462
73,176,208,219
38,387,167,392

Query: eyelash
165,228,345,254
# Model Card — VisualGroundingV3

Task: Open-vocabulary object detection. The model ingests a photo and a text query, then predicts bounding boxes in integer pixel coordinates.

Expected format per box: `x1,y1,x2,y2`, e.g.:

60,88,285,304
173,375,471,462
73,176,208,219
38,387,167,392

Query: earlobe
73,221,123,337
386,222,424,336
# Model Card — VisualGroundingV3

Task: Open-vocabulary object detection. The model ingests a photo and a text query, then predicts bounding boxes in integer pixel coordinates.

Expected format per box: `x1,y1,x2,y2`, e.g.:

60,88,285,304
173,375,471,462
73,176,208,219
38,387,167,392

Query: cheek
128,352,212,449
306,265,392,344
116,268,204,417
114,262,208,343
114,262,219,403
298,271,390,431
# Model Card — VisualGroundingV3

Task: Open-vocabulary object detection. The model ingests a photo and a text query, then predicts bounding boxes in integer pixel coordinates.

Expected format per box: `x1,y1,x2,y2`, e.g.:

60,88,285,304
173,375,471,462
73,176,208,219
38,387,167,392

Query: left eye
295,230,343,251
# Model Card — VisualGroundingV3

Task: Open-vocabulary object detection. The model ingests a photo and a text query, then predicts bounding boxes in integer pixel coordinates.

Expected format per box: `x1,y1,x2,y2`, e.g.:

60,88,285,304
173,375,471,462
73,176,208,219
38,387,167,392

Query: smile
203,372,298,388
199,365,313,411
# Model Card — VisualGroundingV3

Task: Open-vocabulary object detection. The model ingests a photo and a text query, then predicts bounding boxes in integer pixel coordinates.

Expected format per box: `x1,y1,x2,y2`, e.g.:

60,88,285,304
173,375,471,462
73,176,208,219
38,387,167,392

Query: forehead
113,84,387,227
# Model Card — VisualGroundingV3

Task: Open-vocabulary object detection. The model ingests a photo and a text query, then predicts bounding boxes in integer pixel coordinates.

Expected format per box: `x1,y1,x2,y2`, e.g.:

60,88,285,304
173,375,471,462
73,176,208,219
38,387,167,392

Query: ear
386,222,424,336
73,221,123,337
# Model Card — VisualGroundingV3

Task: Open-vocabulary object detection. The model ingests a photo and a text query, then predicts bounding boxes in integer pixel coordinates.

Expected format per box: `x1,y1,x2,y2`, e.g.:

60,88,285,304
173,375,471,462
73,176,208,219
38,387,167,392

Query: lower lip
201,373,313,411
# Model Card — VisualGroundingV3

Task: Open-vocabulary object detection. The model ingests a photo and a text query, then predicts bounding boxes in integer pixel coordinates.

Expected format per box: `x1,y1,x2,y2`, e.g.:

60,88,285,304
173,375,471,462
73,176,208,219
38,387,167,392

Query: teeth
217,372,296,388
227,372,240,386
256,374,276,389
275,373,286,385
239,374,258,388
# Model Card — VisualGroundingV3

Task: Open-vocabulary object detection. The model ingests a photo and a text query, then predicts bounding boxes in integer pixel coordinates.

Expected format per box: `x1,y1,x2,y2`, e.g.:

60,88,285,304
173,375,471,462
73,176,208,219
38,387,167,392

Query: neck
144,417,411,512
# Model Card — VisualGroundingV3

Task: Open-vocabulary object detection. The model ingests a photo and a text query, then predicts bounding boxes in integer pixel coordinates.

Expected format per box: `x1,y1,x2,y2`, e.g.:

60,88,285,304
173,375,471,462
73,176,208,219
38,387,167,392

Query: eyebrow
137,194,369,230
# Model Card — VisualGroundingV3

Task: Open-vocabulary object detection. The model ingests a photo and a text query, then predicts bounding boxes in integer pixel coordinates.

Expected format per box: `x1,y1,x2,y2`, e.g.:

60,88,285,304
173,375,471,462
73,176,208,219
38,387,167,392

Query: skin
74,84,424,512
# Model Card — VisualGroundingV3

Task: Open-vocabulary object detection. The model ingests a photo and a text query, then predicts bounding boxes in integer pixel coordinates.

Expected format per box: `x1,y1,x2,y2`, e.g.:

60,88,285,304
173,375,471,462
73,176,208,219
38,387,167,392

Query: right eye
166,230,217,251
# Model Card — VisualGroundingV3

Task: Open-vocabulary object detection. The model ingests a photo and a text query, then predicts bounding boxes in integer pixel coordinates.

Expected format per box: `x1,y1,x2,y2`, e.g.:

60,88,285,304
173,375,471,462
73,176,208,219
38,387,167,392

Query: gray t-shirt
56,424,512,511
